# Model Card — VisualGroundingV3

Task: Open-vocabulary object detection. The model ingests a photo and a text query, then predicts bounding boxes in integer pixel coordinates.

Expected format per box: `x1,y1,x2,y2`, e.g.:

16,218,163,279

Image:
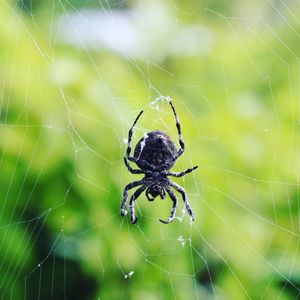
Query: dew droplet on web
177,235,186,247
124,271,134,279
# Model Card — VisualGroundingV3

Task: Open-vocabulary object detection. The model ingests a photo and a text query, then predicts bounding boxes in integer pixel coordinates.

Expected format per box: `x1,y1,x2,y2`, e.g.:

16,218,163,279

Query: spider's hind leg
123,157,144,174
126,110,143,163
169,100,184,158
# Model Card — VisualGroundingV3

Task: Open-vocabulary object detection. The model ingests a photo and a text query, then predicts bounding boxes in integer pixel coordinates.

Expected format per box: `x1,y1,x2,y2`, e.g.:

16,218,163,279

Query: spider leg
169,100,184,158
124,111,160,171
126,110,143,163
121,180,144,216
159,186,178,224
123,157,144,174
160,188,166,199
169,181,195,221
146,188,155,201
129,185,147,224
166,166,198,177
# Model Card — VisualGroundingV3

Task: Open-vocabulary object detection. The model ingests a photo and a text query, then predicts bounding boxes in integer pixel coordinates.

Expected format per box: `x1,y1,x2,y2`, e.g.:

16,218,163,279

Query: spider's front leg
121,180,144,216
169,181,195,221
159,186,178,224
129,185,147,224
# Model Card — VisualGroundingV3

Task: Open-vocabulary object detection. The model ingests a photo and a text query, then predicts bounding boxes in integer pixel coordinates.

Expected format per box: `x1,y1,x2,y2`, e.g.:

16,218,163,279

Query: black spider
121,100,198,224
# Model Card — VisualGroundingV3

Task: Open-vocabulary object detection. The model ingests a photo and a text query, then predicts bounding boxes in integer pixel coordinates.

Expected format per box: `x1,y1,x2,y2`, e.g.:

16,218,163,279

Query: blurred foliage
1,0,300,299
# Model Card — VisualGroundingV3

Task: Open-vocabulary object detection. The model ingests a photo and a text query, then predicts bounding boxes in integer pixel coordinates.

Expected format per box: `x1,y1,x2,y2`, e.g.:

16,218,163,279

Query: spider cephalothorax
121,100,198,224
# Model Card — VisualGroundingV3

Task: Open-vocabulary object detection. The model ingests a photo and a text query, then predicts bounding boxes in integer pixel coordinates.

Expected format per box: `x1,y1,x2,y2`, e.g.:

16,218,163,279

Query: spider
121,100,198,224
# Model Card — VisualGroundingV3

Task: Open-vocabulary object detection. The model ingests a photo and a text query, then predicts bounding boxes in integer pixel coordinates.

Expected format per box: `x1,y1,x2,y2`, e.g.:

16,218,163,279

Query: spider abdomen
134,130,177,171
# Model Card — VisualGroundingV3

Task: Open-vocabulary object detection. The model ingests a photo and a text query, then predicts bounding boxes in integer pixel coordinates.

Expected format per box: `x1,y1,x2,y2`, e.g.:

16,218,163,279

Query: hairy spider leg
124,111,156,171
160,188,166,199
169,101,184,159
129,185,147,224
146,188,155,201
166,166,198,177
123,157,144,174
126,110,143,164
169,181,195,221
121,180,144,216
159,186,178,224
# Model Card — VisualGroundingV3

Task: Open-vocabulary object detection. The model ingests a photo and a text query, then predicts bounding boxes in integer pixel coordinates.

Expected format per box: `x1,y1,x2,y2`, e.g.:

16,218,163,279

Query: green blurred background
1,0,300,299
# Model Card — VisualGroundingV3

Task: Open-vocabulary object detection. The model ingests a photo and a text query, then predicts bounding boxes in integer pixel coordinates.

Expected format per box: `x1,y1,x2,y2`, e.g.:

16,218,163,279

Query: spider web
1,0,300,299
